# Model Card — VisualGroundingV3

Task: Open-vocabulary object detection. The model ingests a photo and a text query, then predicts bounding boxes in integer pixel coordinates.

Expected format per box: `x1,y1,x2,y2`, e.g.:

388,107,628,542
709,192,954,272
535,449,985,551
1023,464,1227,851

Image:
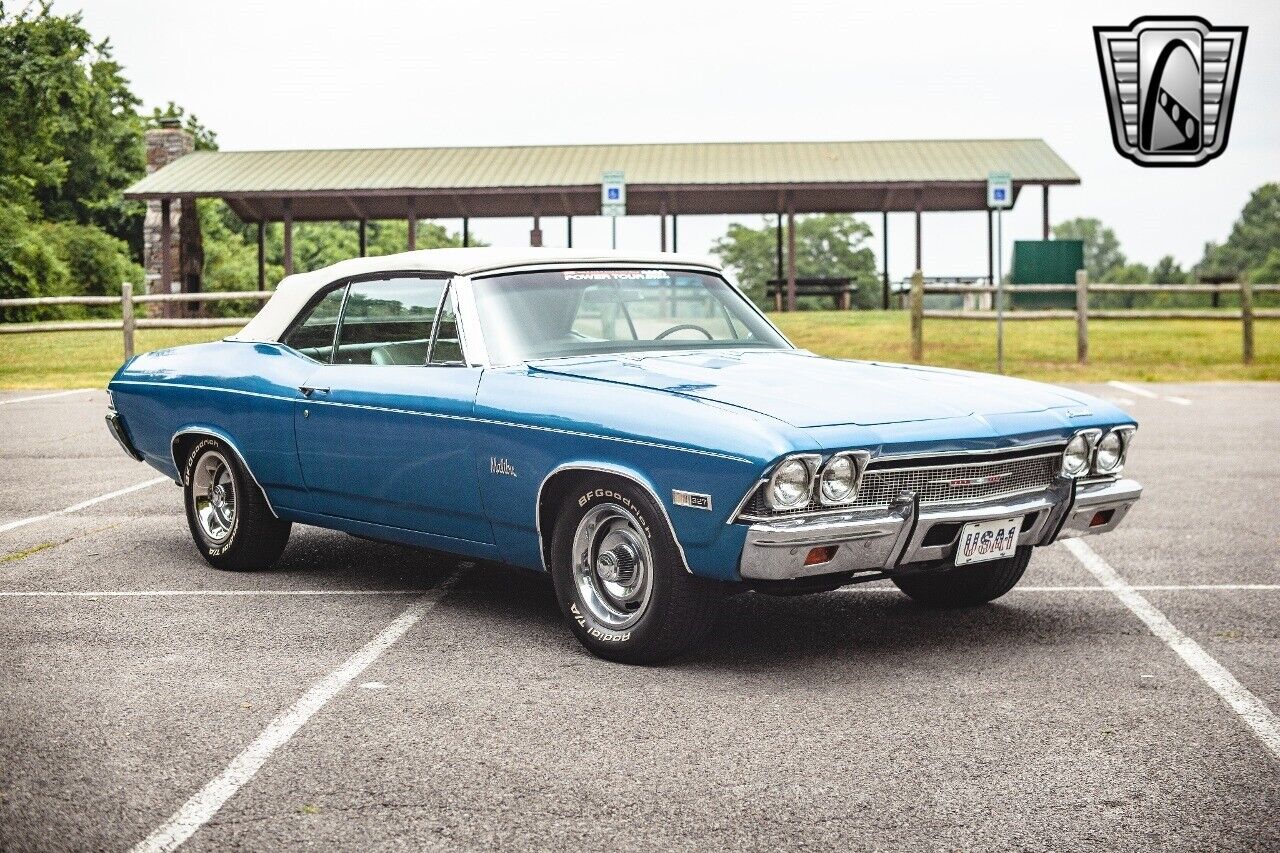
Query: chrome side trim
534,462,692,576
170,428,280,518
113,380,752,464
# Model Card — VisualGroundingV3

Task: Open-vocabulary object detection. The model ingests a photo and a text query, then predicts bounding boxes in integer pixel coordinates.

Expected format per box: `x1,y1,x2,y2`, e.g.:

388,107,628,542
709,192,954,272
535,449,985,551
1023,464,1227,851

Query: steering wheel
655,323,715,341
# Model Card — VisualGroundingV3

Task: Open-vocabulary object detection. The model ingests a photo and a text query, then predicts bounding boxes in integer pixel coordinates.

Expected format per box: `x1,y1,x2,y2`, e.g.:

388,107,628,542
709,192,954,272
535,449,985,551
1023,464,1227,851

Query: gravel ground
1,384,1277,852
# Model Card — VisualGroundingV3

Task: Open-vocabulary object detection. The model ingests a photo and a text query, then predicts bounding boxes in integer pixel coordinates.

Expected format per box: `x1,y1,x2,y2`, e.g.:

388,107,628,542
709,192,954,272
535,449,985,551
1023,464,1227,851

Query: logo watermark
1094,16,1247,167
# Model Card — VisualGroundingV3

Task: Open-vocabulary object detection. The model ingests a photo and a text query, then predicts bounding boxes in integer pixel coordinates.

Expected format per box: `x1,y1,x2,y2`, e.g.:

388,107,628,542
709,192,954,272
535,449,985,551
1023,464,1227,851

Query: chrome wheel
191,449,236,544
572,502,654,630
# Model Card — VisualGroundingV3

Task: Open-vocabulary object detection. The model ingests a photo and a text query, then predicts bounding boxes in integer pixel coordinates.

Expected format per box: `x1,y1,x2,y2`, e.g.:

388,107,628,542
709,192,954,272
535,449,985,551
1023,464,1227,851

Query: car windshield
472,268,790,364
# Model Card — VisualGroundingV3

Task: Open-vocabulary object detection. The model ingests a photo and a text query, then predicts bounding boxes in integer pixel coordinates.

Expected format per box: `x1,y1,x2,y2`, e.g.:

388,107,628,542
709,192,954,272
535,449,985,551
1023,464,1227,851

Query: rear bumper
105,411,143,461
738,477,1141,582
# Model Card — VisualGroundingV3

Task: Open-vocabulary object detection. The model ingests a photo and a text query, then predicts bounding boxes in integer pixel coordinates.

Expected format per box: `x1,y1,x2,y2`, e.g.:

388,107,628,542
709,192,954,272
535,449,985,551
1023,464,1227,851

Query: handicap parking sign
607,188,620,200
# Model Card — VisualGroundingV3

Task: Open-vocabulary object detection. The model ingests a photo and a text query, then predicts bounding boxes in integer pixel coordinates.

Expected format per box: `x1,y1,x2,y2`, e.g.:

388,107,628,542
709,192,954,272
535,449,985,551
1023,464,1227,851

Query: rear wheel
549,477,720,664
892,547,1032,608
183,437,291,571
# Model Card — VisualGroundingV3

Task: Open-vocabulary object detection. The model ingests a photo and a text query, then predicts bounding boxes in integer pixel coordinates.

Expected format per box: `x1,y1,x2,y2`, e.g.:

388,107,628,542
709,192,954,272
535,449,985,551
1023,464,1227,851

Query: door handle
299,385,330,397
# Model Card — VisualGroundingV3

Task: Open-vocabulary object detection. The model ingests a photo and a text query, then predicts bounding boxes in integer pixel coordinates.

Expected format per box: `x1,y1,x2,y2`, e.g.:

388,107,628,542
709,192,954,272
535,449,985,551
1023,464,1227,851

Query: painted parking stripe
1107,380,1159,399
129,570,461,853
0,477,169,534
0,389,93,406
834,583,1280,595
1062,538,1280,763
1107,380,1191,406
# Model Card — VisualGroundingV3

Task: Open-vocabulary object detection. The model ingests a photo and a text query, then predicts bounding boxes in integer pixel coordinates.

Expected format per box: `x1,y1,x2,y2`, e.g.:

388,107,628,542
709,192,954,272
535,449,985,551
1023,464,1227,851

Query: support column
881,211,889,310
407,198,417,250
566,215,573,248
1042,184,1051,240
530,214,542,247
671,215,678,253
786,199,798,313
914,191,923,273
462,217,469,248
775,214,784,290
257,221,266,289
160,198,172,295
282,199,294,276
358,219,368,257
659,201,667,251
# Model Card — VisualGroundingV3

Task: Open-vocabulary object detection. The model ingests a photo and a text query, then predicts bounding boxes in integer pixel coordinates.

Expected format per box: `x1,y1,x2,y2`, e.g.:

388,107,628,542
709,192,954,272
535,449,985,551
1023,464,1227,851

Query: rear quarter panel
108,341,315,506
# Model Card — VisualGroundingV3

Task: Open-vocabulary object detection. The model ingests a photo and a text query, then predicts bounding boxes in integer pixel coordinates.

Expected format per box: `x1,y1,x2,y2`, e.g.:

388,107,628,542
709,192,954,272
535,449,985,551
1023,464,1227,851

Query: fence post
121,281,135,361
1241,278,1254,365
1075,269,1089,365
910,269,923,362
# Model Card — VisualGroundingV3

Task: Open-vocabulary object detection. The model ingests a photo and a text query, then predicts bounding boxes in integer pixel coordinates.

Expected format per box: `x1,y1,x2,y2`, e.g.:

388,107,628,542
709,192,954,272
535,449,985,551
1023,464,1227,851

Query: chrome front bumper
738,477,1142,581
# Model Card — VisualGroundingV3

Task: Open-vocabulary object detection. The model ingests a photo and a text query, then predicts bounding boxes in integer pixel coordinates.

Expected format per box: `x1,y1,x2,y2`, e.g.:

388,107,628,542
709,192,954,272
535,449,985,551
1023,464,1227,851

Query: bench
766,278,856,311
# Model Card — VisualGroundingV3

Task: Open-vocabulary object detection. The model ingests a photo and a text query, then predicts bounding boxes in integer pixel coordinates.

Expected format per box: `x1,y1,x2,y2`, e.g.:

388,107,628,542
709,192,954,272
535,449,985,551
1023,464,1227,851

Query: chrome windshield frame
451,261,795,369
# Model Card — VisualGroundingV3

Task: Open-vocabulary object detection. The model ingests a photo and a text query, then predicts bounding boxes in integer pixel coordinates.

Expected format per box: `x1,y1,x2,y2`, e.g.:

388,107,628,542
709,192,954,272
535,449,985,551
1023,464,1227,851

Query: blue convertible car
107,248,1141,662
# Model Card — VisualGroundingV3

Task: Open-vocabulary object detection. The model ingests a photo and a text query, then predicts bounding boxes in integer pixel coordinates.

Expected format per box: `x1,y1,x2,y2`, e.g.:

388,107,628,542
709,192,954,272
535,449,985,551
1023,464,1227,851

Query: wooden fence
0,283,270,359
907,270,1280,367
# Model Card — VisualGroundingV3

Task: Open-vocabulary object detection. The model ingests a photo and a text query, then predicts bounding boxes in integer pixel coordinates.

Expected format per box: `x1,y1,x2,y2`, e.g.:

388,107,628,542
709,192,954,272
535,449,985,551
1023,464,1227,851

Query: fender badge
672,490,712,511
1068,409,1094,418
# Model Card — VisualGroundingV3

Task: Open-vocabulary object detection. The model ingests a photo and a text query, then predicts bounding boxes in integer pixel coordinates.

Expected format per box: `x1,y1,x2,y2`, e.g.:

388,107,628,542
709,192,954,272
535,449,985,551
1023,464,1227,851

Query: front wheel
892,547,1032,608
549,477,720,664
183,437,291,571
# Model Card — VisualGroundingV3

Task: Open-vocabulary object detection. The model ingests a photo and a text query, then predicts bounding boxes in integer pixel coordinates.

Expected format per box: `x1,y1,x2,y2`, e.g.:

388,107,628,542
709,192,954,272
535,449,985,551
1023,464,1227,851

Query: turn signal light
804,546,838,566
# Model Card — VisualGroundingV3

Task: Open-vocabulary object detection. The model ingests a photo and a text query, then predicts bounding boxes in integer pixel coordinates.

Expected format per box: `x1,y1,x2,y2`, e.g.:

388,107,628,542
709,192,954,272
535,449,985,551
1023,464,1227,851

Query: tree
711,214,878,309
0,3,144,233
1150,255,1187,284
1195,183,1280,282
1051,218,1125,282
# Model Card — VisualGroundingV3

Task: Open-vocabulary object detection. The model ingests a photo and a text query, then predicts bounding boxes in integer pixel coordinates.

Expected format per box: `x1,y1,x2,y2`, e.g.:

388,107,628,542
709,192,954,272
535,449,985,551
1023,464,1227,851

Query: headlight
766,457,814,510
1061,432,1094,477
819,454,860,505
1094,428,1131,474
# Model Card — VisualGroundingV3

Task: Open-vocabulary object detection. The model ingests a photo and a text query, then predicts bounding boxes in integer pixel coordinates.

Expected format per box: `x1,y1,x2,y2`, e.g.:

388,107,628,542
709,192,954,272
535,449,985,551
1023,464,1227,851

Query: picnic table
766,278,856,311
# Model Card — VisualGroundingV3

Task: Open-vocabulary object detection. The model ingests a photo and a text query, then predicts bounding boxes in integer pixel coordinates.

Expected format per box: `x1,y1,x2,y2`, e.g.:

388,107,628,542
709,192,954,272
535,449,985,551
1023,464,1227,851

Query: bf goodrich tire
183,437,291,571
892,547,1032,608
549,476,721,664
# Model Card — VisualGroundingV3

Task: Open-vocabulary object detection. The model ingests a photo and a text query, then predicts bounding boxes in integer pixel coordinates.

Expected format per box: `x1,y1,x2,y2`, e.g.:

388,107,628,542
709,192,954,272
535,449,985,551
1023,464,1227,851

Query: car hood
527,350,1094,429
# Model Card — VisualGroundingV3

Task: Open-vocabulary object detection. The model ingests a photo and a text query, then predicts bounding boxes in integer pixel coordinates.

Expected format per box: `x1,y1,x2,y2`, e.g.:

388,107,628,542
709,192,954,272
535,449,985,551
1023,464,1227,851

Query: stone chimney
142,120,203,316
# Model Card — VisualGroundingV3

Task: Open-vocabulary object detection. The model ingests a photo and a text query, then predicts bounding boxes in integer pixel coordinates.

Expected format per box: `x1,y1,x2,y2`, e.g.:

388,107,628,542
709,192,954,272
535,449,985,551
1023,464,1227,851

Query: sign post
987,170,1013,373
601,170,626,249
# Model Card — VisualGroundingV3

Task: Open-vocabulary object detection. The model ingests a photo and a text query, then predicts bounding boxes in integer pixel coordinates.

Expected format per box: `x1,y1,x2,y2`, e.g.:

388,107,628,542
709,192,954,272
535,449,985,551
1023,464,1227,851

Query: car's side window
334,276,447,366
428,288,464,365
281,286,348,362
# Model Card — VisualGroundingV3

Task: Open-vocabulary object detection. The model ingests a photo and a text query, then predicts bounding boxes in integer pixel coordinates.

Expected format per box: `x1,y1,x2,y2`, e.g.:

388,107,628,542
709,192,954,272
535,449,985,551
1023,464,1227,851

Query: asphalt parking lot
1,383,1277,852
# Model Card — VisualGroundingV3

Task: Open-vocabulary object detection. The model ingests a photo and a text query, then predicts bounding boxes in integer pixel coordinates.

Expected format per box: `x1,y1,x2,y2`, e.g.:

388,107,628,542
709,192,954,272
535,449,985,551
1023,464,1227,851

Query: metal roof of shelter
124,138,1079,222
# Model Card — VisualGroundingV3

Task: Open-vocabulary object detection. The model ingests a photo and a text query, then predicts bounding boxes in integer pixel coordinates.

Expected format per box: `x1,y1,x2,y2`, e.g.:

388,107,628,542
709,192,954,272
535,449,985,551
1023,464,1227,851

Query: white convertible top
229,247,722,343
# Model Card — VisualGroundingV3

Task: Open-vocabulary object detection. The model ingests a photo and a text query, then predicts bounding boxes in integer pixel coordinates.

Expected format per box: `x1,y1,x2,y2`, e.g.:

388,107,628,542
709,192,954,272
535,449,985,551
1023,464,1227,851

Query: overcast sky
75,0,1278,280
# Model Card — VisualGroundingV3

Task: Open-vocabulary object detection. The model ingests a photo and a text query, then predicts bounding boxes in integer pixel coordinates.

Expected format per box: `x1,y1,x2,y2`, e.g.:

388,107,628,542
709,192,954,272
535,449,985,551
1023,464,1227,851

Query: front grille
740,445,1063,519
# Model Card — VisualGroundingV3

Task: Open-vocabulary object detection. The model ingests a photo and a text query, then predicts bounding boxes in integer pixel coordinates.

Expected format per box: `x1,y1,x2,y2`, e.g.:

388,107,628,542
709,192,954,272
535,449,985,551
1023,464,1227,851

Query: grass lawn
0,312,1276,389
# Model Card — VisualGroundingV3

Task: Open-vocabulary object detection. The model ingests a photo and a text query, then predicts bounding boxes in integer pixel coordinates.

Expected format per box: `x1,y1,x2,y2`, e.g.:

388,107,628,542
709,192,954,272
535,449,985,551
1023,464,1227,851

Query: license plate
955,517,1022,566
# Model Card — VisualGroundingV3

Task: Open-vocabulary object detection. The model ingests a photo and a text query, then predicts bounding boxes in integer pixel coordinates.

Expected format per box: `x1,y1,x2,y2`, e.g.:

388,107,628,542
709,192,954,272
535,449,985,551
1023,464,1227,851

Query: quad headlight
765,457,815,510
1093,427,1134,474
1061,430,1098,477
818,451,868,505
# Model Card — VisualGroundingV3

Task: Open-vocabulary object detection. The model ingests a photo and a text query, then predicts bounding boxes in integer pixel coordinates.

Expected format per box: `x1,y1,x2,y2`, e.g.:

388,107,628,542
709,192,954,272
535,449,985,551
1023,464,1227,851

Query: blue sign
607,188,620,200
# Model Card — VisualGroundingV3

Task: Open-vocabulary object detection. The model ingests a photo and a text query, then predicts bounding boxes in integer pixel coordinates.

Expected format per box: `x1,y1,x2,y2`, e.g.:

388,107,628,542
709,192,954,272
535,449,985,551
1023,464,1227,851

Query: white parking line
0,589,427,597
1107,380,1158,399
1107,380,1191,406
130,570,461,853
1062,538,1280,763
0,389,93,406
0,477,169,534
835,584,1280,594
